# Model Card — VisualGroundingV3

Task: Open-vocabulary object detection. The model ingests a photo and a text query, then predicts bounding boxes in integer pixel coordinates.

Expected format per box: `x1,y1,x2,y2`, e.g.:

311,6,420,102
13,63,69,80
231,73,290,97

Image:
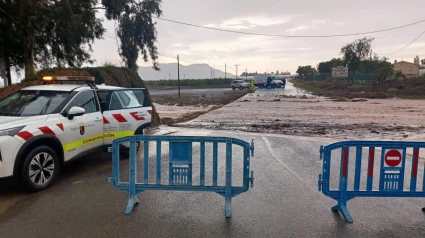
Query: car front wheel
21,146,59,192
232,86,235,90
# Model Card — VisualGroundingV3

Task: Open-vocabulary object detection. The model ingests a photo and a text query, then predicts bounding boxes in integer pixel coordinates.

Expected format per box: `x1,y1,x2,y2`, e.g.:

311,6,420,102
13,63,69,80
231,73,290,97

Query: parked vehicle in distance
231,80,250,90
272,79,285,87
253,74,285,88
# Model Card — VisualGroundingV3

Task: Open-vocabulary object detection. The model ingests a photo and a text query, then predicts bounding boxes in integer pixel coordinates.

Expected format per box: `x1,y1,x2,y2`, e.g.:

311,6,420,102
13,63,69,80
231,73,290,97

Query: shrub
387,88,399,93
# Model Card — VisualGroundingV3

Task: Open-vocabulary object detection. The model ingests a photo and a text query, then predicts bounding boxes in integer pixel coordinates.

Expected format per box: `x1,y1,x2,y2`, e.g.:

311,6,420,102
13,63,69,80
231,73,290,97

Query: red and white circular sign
385,150,402,167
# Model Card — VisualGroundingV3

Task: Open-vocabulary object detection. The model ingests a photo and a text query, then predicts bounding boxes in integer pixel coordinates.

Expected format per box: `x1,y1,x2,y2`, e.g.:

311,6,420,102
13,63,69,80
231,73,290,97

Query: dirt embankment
292,78,425,99
150,88,251,125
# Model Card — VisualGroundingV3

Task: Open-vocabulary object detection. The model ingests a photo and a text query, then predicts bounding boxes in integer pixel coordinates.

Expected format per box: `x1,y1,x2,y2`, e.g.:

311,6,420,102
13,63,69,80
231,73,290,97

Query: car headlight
0,126,25,137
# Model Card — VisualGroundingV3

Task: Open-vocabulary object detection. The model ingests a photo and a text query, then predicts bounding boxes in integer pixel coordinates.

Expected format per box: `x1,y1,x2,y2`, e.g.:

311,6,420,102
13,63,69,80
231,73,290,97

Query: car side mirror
68,106,85,120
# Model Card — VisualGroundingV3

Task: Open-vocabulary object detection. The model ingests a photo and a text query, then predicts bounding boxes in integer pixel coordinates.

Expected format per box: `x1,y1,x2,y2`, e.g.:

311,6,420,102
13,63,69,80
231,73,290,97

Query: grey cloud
92,0,425,74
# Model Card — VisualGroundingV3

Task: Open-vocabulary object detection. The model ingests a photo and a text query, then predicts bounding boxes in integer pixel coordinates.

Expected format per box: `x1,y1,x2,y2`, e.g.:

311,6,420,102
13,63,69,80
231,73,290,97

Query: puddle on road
253,81,313,98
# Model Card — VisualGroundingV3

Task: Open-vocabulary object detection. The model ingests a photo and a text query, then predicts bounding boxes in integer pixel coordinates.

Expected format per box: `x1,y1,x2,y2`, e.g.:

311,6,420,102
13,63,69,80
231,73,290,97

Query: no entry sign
384,150,402,167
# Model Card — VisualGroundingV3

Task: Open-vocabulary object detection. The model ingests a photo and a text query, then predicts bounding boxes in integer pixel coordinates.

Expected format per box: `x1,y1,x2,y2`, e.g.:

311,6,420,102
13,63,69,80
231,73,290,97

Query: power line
103,34,195,64
104,33,237,75
154,17,425,38
379,29,425,56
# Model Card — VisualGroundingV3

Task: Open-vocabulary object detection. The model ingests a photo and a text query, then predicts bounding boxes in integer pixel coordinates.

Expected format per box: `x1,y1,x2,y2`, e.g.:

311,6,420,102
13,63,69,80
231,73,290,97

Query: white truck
253,74,285,88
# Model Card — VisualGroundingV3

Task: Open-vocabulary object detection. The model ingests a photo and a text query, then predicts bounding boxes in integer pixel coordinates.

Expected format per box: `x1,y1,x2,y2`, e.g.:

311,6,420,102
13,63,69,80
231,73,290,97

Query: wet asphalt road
1,127,425,237
149,80,311,98
253,81,312,97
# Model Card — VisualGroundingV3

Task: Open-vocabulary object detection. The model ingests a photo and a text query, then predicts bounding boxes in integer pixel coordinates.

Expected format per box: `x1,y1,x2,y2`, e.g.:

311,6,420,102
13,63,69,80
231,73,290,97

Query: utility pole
211,67,213,78
246,68,248,81
168,73,171,80
235,64,240,79
368,50,373,86
177,55,180,98
183,74,186,79
225,63,227,79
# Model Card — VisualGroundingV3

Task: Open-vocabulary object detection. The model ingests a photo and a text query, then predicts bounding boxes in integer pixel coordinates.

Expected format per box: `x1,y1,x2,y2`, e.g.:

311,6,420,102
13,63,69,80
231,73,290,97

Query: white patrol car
0,76,152,192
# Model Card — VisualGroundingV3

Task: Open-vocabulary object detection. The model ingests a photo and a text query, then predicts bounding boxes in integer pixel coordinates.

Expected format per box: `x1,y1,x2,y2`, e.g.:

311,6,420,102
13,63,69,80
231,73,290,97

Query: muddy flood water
167,82,425,141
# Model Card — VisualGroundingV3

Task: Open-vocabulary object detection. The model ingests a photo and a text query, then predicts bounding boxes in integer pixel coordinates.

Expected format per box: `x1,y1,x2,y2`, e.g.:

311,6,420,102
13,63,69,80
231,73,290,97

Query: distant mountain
138,63,236,80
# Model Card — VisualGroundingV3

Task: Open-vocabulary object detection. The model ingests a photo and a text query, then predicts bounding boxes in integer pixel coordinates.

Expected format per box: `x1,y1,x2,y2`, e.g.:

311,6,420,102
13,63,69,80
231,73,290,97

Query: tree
296,65,316,77
373,57,394,83
414,55,420,65
0,0,162,80
317,58,343,73
276,70,279,75
0,10,23,85
421,59,425,66
394,70,404,80
341,37,374,82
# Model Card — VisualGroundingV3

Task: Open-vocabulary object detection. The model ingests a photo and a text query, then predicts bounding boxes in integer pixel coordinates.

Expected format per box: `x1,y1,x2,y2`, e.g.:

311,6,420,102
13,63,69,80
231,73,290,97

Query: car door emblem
79,122,85,135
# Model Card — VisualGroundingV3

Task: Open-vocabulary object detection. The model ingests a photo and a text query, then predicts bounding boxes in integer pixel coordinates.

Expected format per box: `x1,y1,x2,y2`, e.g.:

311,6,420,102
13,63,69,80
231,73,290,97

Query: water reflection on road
254,81,312,97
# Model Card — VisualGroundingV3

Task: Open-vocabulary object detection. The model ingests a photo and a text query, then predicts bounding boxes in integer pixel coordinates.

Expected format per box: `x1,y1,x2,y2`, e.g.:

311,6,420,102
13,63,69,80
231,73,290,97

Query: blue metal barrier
318,140,425,223
108,135,254,218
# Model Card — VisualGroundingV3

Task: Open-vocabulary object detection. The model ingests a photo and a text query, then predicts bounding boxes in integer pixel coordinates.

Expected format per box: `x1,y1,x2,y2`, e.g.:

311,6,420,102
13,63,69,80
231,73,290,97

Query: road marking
262,136,302,180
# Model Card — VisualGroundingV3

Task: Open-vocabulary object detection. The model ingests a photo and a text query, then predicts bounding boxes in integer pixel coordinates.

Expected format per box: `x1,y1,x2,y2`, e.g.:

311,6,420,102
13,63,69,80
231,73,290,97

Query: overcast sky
92,0,425,76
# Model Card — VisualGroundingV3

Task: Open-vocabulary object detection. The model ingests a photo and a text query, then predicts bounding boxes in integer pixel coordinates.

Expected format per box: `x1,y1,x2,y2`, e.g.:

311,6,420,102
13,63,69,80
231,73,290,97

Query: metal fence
109,135,255,218
318,140,425,223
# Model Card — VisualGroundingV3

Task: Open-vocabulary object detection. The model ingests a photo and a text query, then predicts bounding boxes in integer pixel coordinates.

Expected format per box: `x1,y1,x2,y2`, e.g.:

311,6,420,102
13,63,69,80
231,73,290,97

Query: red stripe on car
16,131,34,141
39,126,56,135
147,110,152,115
103,116,110,124
112,114,127,123
130,112,145,121
57,123,64,131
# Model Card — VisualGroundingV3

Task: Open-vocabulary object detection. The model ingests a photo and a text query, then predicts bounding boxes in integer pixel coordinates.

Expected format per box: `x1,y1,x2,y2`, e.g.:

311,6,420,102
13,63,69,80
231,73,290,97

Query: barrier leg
225,191,232,218
125,140,139,215
125,196,141,215
225,140,232,218
331,148,353,223
331,199,353,223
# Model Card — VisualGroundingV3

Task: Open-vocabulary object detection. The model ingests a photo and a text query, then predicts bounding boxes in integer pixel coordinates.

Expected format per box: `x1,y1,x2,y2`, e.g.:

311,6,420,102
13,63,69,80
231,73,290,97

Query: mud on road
150,82,425,141
175,91,425,141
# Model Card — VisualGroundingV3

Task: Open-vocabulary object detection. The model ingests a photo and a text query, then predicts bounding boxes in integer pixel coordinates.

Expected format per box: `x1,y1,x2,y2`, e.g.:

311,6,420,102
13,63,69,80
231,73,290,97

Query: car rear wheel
21,146,59,192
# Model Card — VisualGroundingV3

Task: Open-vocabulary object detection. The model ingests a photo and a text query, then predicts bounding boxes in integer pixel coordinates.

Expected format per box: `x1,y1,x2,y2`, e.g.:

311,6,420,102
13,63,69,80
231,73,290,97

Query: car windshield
0,90,70,116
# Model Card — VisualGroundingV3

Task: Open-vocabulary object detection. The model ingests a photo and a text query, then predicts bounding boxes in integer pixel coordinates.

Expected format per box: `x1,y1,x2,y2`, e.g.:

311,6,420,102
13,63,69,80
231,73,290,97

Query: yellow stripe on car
63,131,135,151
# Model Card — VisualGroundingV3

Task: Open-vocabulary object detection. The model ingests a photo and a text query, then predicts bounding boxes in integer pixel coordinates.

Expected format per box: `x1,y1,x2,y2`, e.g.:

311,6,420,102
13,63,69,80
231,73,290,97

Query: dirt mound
293,78,425,99
0,67,161,126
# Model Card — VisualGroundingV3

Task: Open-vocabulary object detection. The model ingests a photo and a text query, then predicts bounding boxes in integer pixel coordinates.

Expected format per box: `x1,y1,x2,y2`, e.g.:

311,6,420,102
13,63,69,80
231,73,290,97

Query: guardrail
318,140,425,223
108,135,254,218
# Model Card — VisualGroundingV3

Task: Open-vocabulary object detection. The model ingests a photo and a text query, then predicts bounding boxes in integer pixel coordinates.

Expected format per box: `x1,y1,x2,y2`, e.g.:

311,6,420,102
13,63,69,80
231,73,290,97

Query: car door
102,89,152,146
60,90,104,160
